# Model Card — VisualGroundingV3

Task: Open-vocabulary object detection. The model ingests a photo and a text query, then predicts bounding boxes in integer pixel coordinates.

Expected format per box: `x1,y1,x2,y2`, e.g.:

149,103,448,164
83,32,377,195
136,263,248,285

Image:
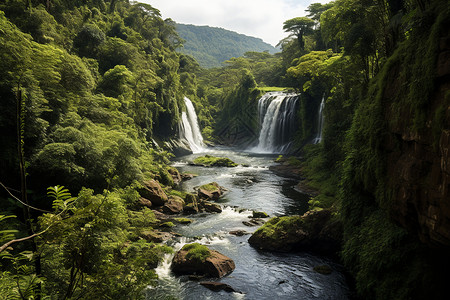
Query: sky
140,0,330,46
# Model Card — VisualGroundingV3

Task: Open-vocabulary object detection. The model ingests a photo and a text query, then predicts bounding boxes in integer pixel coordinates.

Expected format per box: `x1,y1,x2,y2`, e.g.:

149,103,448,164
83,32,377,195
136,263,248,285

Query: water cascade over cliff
179,97,204,153
312,96,325,144
251,92,299,153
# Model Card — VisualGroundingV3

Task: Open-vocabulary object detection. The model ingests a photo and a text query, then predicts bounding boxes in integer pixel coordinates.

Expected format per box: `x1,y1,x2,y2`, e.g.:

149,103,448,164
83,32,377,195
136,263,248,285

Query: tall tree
282,17,315,49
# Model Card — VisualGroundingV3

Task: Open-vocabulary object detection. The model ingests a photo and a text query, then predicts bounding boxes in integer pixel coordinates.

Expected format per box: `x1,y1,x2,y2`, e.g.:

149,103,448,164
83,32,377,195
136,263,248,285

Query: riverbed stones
200,281,238,293
201,201,222,213
313,265,332,275
171,244,235,278
229,230,249,236
139,179,168,206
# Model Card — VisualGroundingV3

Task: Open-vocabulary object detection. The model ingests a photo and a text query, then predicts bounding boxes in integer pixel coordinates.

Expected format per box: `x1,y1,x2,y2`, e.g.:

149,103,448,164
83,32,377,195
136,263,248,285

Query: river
146,147,350,300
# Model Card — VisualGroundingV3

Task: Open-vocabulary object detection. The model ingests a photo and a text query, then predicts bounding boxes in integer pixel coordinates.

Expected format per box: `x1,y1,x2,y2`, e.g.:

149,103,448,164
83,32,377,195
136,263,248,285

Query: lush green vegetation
0,0,211,298
176,23,278,68
193,155,237,167
271,0,450,299
182,243,211,262
253,216,303,241
1,0,448,299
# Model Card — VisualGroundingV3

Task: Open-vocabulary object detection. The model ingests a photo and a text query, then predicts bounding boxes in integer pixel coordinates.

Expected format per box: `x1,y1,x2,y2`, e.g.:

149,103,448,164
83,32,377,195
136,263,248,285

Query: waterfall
179,97,204,153
251,92,299,153
312,95,325,144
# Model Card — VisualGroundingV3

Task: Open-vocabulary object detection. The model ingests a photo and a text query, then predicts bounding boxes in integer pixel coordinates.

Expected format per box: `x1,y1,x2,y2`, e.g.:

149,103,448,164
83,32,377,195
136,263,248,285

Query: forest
176,23,278,68
0,0,449,299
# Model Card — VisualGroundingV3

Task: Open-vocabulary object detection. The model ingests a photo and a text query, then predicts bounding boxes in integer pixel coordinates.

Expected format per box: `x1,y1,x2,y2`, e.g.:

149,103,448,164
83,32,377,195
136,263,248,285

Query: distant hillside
176,23,278,68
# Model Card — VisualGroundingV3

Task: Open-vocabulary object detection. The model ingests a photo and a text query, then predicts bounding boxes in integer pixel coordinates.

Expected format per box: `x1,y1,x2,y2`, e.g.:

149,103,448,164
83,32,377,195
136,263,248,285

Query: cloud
139,0,326,46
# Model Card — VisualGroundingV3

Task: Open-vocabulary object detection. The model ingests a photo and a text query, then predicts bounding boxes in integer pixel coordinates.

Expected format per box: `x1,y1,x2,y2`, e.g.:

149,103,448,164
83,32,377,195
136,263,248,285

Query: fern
47,185,74,212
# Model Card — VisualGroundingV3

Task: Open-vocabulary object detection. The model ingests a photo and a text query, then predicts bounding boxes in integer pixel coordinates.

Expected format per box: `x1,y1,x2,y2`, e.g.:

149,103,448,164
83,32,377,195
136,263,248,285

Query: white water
251,92,299,154
179,97,205,153
312,96,325,144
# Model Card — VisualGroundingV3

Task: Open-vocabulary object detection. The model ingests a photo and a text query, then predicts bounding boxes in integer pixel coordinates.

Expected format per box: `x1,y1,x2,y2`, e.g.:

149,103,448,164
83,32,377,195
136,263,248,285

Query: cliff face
384,27,450,247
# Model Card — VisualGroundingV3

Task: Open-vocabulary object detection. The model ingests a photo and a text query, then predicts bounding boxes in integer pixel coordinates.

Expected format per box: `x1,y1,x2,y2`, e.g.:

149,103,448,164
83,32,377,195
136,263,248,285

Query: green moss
198,182,220,192
182,243,211,262
254,216,303,240
160,222,175,228
174,218,193,224
169,189,187,198
252,211,269,218
193,155,238,167
286,156,302,167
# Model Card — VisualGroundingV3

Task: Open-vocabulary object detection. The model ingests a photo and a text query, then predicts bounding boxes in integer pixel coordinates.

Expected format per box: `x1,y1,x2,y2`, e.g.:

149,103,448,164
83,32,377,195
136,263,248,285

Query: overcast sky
140,0,330,46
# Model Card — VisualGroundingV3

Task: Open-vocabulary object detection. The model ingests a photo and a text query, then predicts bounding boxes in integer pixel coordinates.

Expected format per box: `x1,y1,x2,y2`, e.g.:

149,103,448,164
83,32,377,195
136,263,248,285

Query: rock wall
384,26,450,247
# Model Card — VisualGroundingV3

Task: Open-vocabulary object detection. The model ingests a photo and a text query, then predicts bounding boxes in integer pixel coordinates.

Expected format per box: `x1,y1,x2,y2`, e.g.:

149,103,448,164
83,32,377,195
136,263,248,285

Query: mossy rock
160,221,175,228
248,210,342,255
174,218,194,224
171,243,235,278
182,243,211,262
252,211,269,218
199,182,221,192
193,155,238,167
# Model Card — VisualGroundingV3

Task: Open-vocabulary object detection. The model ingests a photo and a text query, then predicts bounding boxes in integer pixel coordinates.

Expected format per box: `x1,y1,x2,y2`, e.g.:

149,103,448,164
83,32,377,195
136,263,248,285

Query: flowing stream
146,148,350,300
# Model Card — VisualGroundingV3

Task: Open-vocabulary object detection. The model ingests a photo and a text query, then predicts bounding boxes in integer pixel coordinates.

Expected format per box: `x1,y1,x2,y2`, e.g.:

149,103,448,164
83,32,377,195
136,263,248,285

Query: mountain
176,23,278,68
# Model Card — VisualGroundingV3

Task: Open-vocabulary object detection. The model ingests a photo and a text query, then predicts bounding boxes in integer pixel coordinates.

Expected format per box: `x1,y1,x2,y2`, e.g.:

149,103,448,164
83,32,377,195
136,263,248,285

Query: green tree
282,17,315,49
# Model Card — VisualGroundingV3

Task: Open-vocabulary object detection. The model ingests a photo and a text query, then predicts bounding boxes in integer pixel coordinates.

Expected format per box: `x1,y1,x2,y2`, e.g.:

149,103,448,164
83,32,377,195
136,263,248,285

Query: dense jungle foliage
1,0,449,299
0,0,209,298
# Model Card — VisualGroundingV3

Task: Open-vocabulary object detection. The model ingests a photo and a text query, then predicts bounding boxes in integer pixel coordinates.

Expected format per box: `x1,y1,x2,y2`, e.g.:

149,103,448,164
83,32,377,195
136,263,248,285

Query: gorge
0,0,448,299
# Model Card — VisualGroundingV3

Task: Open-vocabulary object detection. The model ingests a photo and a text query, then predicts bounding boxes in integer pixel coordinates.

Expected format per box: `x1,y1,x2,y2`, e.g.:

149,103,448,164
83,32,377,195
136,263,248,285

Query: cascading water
179,97,205,153
312,95,325,144
251,92,299,153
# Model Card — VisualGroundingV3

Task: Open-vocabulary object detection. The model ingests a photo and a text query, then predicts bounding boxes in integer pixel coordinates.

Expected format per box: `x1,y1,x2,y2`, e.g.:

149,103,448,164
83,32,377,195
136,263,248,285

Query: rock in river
248,209,342,256
171,243,235,278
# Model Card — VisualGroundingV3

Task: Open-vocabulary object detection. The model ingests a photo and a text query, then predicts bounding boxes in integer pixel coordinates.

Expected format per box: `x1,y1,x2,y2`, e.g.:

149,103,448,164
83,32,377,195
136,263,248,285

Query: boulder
174,218,194,224
252,211,269,218
200,282,238,293
248,209,342,256
197,182,225,201
201,201,222,213
192,155,238,167
171,243,235,278
184,193,199,214
152,210,170,221
138,197,152,208
229,230,249,236
181,173,197,181
140,230,172,243
168,168,182,185
139,180,168,206
162,195,185,214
